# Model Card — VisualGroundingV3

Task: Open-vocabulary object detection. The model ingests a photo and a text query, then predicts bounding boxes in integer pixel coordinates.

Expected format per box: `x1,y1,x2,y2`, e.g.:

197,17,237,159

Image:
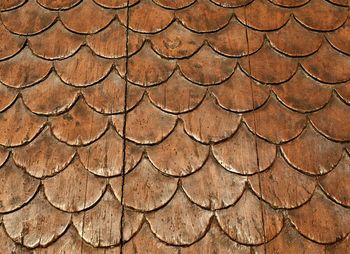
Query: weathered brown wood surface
1,0,350,253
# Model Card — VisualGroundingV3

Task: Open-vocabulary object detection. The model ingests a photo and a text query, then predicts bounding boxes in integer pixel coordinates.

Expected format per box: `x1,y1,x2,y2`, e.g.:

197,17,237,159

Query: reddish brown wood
0,0,349,252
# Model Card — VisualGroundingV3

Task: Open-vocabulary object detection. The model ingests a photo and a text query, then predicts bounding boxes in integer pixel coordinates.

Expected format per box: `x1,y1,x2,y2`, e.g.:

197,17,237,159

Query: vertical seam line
243,7,267,254
120,1,130,253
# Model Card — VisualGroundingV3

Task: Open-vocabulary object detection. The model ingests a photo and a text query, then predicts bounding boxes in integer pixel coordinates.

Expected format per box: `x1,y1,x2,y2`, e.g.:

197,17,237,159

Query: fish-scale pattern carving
0,0,350,252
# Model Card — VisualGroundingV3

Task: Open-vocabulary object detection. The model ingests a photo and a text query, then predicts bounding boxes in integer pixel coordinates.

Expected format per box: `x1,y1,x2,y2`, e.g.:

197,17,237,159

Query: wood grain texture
0,0,350,252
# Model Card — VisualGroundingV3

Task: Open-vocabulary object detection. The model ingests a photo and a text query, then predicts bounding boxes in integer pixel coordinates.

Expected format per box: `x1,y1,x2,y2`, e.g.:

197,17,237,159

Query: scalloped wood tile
1,0,350,252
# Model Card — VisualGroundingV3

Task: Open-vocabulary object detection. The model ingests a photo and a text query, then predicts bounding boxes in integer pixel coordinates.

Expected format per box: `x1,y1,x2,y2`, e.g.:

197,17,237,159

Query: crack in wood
120,1,131,253
243,6,267,254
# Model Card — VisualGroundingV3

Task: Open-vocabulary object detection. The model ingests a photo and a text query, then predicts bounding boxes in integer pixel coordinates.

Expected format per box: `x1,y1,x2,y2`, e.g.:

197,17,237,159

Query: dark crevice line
243,7,267,254
120,1,130,254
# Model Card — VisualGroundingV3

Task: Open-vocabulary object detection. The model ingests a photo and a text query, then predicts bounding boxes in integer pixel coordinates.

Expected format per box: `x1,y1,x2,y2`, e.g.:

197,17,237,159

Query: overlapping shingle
213,123,276,174
281,125,343,174
1,1,57,35
179,45,236,85
310,96,350,141
1,0,350,252
29,22,84,60
0,99,46,146
244,96,307,143
273,70,332,112
127,43,176,86
208,18,264,57
267,18,322,57
249,154,316,208
151,22,202,58
21,73,78,115
288,189,350,244
3,190,70,248
0,84,17,111
78,128,142,177
111,158,178,211
147,122,209,176
240,42,298,84
60,0,114,34
294,0,348,31
302,43,350,84
320,153,350,207
211,68,269,112
235,0,290,31
148,70,206,113
216,189,284,245
12,127,76,177
0,22,25,60
123,223,178,254
146,190,212,245
0,158,39,213
182,156,246,210
0,48,51,88
176,0,232,32
181,94,241,143
43,158,107,212
260,223,325,254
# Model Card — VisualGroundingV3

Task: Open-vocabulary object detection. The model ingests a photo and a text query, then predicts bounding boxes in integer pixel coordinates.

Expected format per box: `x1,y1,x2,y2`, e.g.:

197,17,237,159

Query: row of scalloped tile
1,179,350,249
1,113,349,179
1,131,350,213
2,115,349,249
0,0,348,35
119,92,350,144
1,85,349,149
2,11,350,60
1,65,349,114
1,0,348,252
2,40,350,92
1,0,349,11
2,221,350,254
